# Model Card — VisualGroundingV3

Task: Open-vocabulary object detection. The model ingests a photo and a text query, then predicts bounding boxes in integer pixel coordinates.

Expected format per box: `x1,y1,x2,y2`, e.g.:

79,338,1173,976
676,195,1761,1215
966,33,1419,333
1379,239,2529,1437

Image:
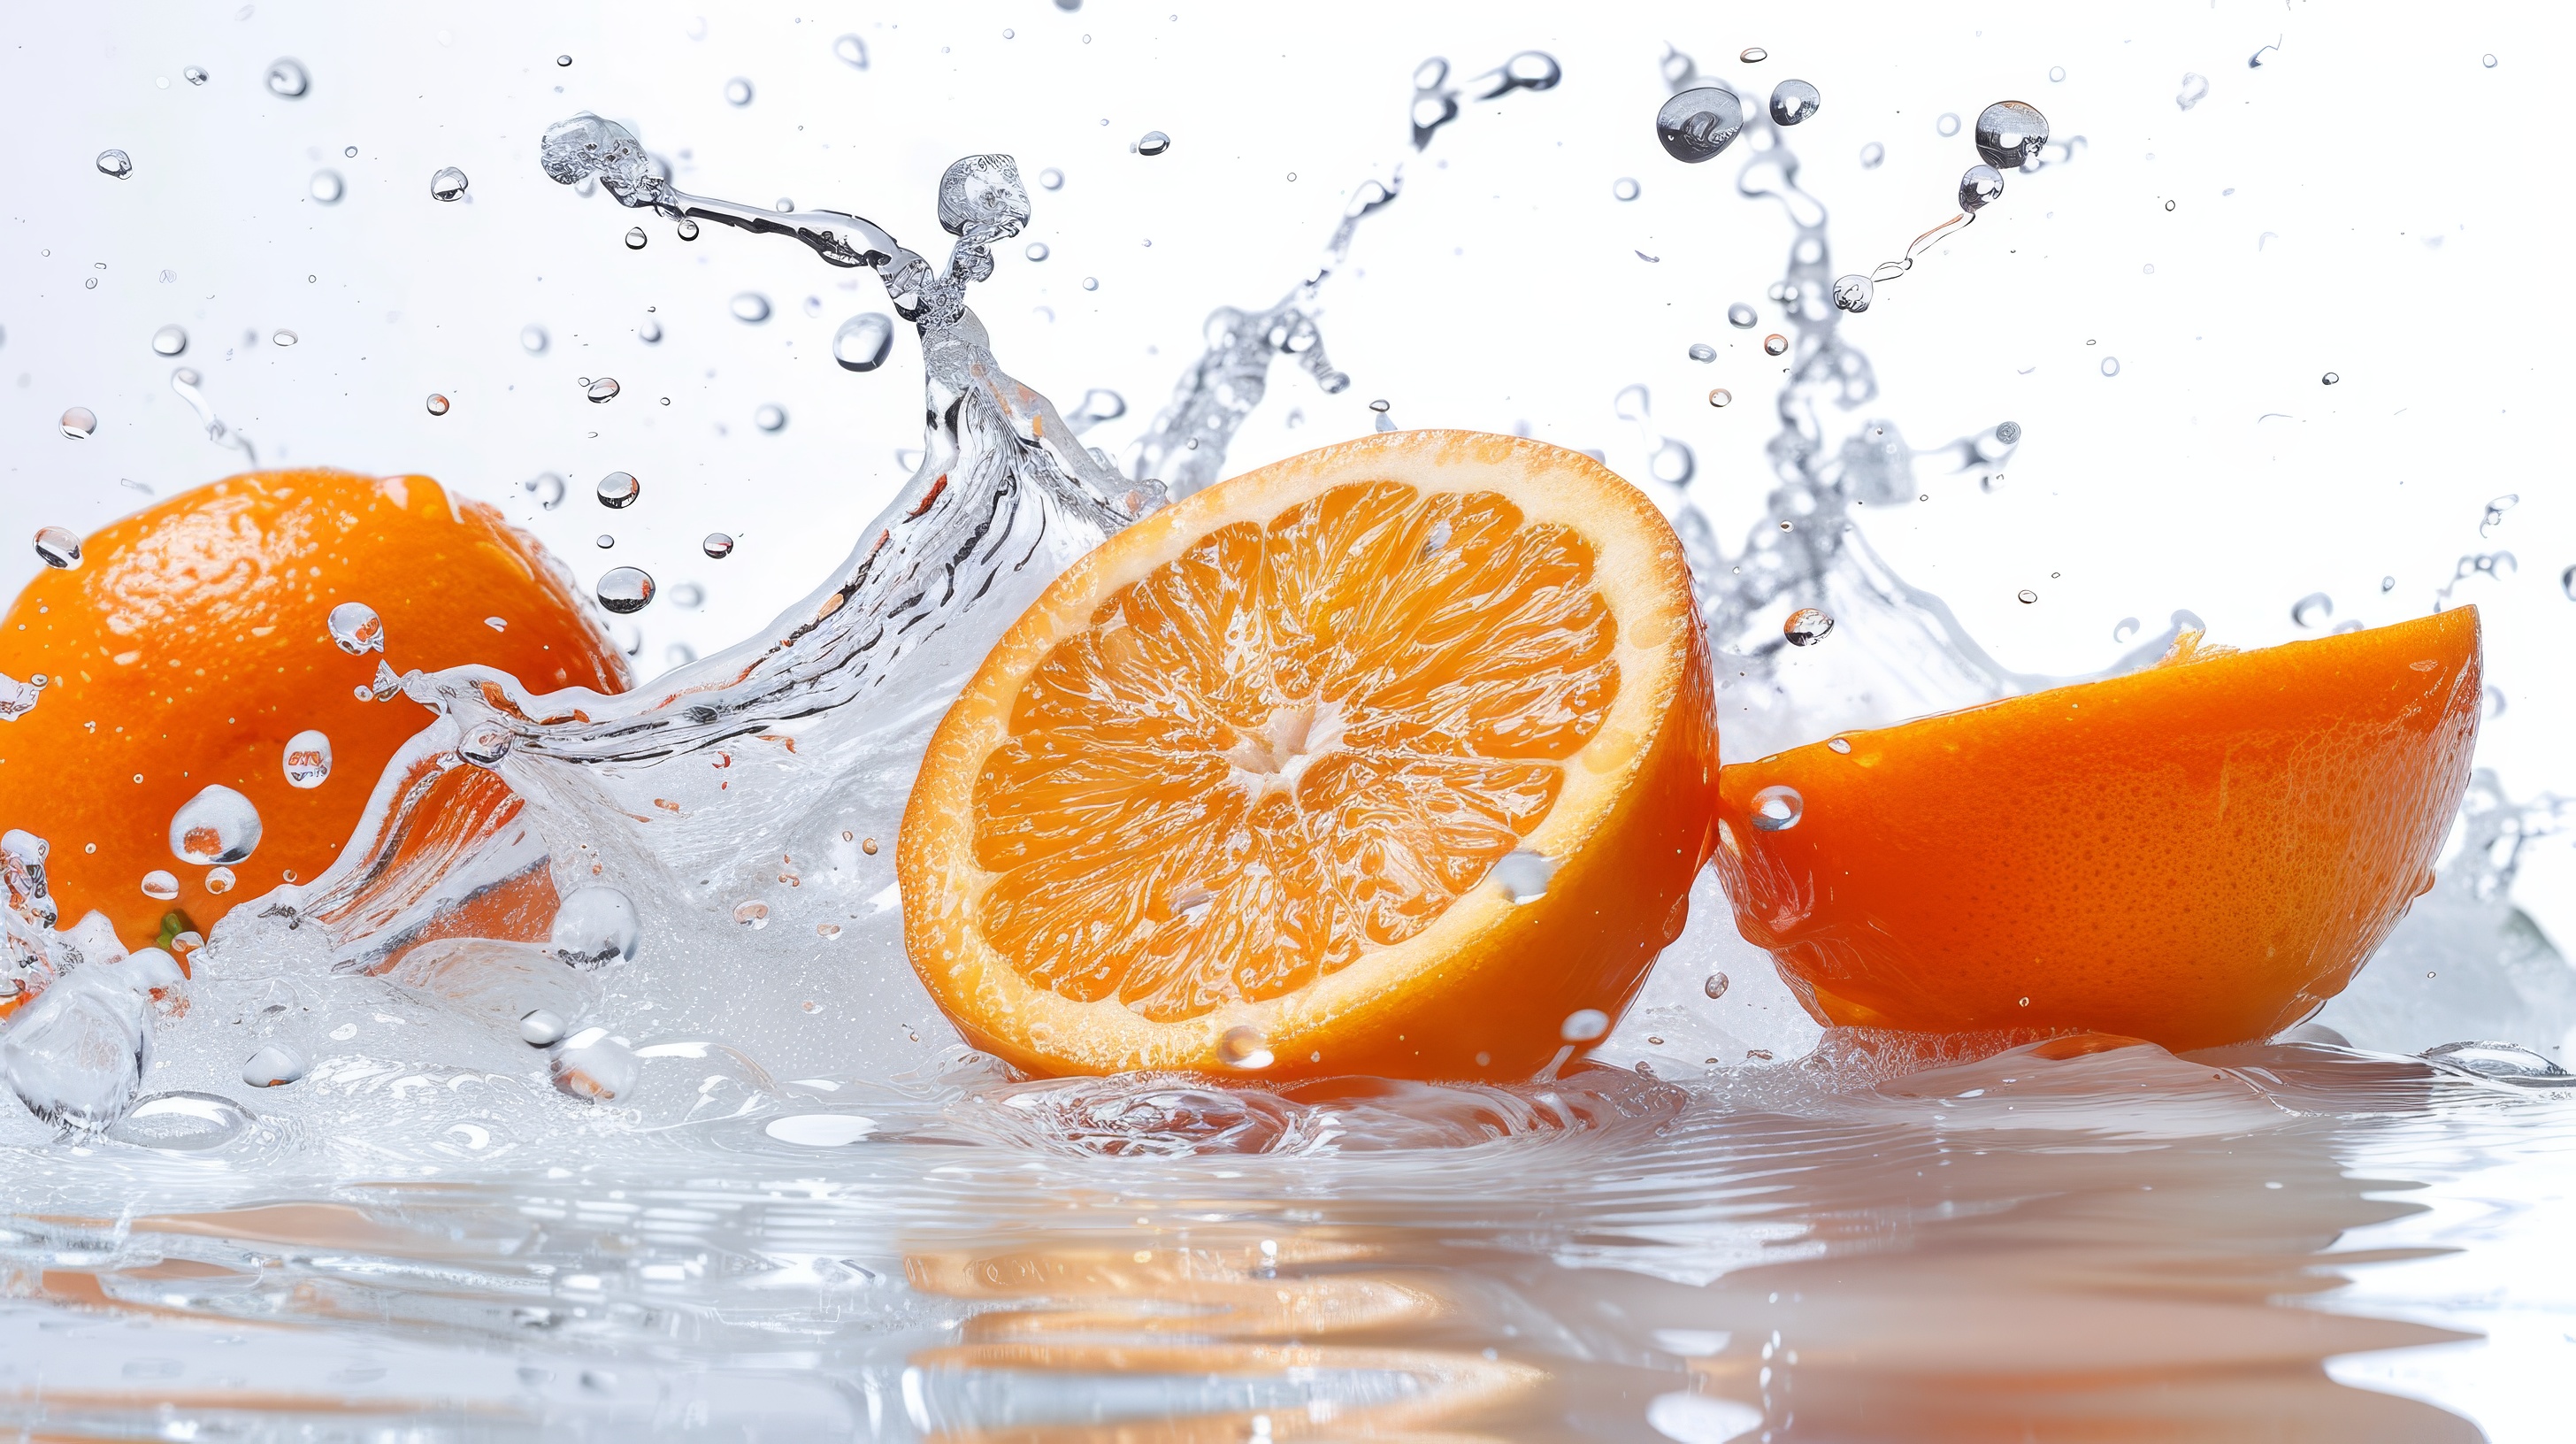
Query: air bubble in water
141,871,179,902
60,407,97,439
733,900,770,929
1491,849,1557,903
551,886,640,967
310,169,344,204
520,1010,567,1047
596,567,655,614
724,77,755,106
1131,130,1171,157
1613,177,1640,202
1217,1025,1273,1071
326,601,383,655
1783,608,1835,646
730,292,771,323
281,730,332,787
1750,784,1804,832
1688,343,1716,363
1763,333,1789,357
2291,592,2334,628
1704,972,1730,1000
755,403,786,432
1958,165,2005,211
1936,112,1961,137
703,533,735,559
1024,242,1049,261
1561,1009,1610,1042
1656,87,1745,164
834,34,870,68
2177,73,2211,110
242,1043,308,1088
1727,302,1758,328
429,166,469,202
526,472,566,509
1769,80,1821,126
1859,142,1885,168
96,150,134,180
169,785,262,864
456,720,512,768
833,313,894,371
1831,274,1874,313
265,58,310,97
1707,388,1732,408
551,1029,639,1100
1974,101,2051,170
624,227,647,250
34,526,81,570
596,472,640,508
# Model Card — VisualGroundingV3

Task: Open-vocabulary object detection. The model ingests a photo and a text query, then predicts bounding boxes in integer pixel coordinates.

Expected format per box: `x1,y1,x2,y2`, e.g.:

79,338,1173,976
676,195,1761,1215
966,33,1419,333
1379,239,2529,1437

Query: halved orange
1711,609,2481,1050
899,431,1719,1079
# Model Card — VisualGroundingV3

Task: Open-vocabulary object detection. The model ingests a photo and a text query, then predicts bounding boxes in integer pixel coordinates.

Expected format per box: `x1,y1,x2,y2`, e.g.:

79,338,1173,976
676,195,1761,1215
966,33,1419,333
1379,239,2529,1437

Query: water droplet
621,225,648,250
833,312,894,371
2290,592,2334,628
551,1028,639,1100
326,601,384,655
1831,273,1874,313
184,65,208,86
1996,420,2023,445
59,405,97,440
1768,79,1821,126
1762,333,1789,357
2098,357,2119,377
520,1009,567,1048
724,76,755,106
1707,388,1732,408
2018,588,2040,603
518,324,549,356
1612,177,1640,202
272,329,299,348
1688,342,1716,363
1217,1025,1273,1070
1656,87,1745,164
429,166,468,202
426,393,449,414
96,150,134,180
1704,972,1730,1000
264,58,310,97
1783,608,1835,646
834,34,870,68
169,784,262,864
1738,47,1768,64
1859,142,1886,169
730,292,771,324
1750,784,1803,832
140,871,179,902
1936,111,1961,137
1974,101,2051,170
281,730,332,788
939,154,1031,240
33,526,81,570
703,533,735,560
1024,241,1050,261
551,886,640,967
2176,73,2211,111
595,472,640,509
142,324,191,361
732,900,770,929
1727,302,1758,329
1081,276,1099,291
1958,164,2005,211
456,719,513,768
369,660,402,701
242,1043,308,1088
525,472,566,509
1561,1008,1610,1042
203,866,236,895
308,168,345,204
585,377,620,404
2321,371,2340,386
2482,54,2498,69
1131,130,1171,157
1491,848,1557,903
595,567,655,616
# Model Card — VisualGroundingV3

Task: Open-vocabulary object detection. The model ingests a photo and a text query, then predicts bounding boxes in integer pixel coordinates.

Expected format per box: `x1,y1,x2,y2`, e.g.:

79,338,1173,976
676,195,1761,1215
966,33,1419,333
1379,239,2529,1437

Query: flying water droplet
281,730,332,787
1859,142,1885,169
520,1010,567,1048
724,77,755,106
1727,302,1758,328
1038,168,1065,192
2098,357,2119,377
1491,849,1557,903
730,292,771,323
1974,101,2051,170
264,58,310,97
1936,112,1961,137
426,393,449,414
60,407,97,439
1024,241,1049,261
33,526,81,570
152,325,188,357
1688,342,1716,363
96,150,134,180
2176,73,2211,110
551,886,640,967
1831,274,1874,313
596,472,640,509
1217,1025,1273,1071
2290,592,2334,628
624,227,648,250
242,1043,308,1088
1707,388,1732,408
596,567,655,615
204,866,235,895
586,376,620,403
519,324,548,355
183,65,208,86
2018,588,2041,603
327,601,383,654
1958,165,2005,211
169,785,262,864
2321,371,2340,386
703,533,735,560
1768,80,1821,126
309,169,344,204
832,313,894,371
429,166,469,202
1560,1008,1610,1042
1763,333,1789,357
1612,177,1641,202
1704,972,1730,1000
1131,130,1172,157
525,472,566,509
1783,608,1835,646
1750,784,1804,832
1738,47,1767,64
140,871,179,902
1656,87,1746,164
755,403,787,432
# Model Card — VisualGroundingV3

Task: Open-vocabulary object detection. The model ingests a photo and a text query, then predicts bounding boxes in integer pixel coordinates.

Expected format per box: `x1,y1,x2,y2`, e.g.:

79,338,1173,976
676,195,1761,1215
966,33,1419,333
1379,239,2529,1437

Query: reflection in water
0,1041,2541,1440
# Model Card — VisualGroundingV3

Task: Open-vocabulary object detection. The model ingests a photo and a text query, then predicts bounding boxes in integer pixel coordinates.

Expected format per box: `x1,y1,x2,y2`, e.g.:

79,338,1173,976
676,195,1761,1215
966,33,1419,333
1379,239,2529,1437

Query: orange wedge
900,431,1719,1079
1711,609,2481,1050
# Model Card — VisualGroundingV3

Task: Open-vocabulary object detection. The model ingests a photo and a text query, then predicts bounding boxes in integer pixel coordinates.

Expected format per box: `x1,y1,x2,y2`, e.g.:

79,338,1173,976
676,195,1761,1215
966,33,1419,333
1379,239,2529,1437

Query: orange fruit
900,430,1719,1079
1711,608,2481,1050
0,470,630,957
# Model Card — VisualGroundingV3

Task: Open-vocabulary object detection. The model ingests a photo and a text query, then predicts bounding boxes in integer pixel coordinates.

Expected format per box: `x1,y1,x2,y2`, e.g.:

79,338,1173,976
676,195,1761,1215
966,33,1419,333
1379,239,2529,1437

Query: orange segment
1711,608,2481,1050
0,470,630,956
901,431,1718,1079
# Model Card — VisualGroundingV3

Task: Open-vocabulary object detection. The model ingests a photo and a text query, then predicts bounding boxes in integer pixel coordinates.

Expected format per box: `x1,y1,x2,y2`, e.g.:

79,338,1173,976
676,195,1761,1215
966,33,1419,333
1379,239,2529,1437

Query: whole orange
0,470,630,955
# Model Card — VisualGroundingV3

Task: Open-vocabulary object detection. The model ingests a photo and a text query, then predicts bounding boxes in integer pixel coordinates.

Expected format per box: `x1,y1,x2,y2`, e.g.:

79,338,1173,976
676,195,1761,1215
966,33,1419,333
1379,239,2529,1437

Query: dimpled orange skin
0,470,630,954
1712,607,2481,1051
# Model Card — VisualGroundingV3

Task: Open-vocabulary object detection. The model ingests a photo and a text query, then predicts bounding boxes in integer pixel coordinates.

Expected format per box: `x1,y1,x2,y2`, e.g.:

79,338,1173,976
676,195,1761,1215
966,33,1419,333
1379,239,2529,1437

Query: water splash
168,368,257,466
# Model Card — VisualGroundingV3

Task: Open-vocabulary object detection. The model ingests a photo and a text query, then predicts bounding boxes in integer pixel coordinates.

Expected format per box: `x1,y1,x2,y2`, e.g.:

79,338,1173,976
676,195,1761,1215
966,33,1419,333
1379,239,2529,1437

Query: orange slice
900,431,1719,1079
1711,609,2481,1050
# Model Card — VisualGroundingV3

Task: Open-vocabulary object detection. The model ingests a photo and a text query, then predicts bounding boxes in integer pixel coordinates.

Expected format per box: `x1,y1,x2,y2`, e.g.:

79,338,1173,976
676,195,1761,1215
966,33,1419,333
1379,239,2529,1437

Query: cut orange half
1711,609,2481,1050
900,430,1718,1079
